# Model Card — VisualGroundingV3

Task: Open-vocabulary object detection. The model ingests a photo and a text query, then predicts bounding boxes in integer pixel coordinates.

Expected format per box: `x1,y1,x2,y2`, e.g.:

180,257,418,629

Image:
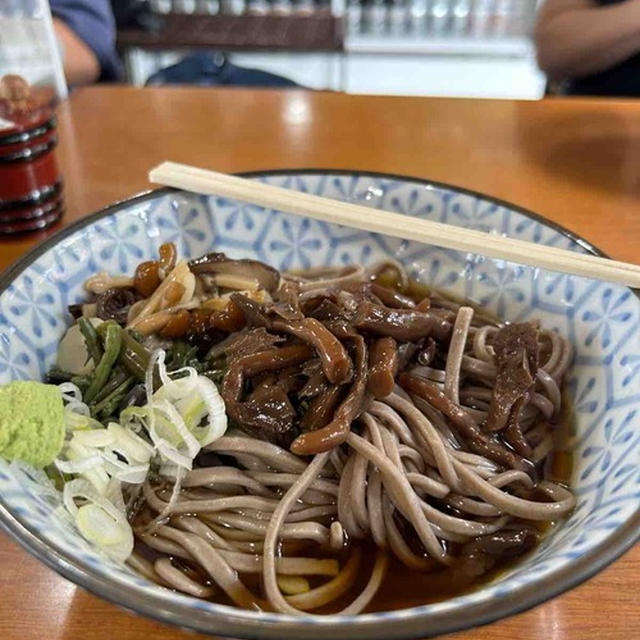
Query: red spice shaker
0,76,63,235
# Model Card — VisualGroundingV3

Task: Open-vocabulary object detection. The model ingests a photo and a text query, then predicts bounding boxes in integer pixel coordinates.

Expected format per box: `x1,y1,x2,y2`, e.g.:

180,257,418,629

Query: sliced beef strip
486,323,539,433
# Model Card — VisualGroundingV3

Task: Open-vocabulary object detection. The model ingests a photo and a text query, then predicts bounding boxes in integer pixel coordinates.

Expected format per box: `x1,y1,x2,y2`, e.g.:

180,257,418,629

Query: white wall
342,53,545,98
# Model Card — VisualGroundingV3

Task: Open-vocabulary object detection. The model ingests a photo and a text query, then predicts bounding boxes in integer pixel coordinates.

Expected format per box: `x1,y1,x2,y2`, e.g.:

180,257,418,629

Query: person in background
50,0,121,85
534,0,640,96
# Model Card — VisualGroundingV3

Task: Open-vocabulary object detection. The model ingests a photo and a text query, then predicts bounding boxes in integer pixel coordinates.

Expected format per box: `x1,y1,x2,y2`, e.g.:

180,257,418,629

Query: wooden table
1,86,638,640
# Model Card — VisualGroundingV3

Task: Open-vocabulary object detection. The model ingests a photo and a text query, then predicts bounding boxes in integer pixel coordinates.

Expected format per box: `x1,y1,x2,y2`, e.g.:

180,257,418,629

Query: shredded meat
223,328,285,364
291,335,369,455
271,317,353,385
300,386,344,432
211,260,543,461
417,337,437,366
367,336,399,399
232,294,353,385
231,293,301,325
454,525,538,580
221,344,313,447
354,300,452,342
503,396,533,457
398,372,534,475
299,366,327,398
369,283,416,309
486,323,539,433
240,385,298,447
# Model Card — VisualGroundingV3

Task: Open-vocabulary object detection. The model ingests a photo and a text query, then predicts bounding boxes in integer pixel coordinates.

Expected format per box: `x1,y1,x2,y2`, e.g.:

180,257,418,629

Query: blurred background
118,0,544,98
0,0,546,100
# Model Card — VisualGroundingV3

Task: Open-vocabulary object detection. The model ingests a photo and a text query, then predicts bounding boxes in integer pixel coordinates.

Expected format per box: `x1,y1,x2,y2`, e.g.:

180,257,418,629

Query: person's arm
53,18,100,86
534,0,640,80
49,0,120,85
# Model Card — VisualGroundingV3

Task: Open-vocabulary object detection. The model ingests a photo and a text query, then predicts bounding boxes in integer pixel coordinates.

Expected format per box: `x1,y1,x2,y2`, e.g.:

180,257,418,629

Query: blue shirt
50,0,121,81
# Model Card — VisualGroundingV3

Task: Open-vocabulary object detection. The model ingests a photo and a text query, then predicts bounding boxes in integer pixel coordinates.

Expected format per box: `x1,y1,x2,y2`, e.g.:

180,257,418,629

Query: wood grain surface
0,86,638,640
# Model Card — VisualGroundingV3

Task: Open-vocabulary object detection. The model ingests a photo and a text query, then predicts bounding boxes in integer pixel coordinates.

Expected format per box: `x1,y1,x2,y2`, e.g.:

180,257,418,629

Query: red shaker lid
0,105,54,144
0,81,56,143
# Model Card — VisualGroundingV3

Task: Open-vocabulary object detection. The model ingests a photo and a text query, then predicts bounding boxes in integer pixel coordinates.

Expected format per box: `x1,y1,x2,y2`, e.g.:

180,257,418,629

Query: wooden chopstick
149,161,640,288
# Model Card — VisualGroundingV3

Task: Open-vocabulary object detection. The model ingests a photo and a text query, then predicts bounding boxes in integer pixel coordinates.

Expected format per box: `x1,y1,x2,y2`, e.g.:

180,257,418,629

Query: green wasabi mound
0,381,65,468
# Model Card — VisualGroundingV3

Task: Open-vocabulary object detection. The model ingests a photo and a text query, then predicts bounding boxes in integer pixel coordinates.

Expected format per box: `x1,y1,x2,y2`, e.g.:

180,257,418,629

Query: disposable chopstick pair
149,161,640,288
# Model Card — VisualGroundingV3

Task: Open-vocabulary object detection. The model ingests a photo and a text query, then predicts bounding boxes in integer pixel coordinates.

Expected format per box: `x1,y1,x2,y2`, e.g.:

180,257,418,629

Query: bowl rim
0,168,638,640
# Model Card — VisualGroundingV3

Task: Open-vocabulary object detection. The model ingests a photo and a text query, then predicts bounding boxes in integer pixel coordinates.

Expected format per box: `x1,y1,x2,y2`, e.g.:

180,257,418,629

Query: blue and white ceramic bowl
0,171,638,639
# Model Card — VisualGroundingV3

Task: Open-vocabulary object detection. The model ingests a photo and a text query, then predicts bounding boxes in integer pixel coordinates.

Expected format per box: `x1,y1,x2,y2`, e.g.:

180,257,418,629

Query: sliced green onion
64,479,133,562
106,422,154,463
